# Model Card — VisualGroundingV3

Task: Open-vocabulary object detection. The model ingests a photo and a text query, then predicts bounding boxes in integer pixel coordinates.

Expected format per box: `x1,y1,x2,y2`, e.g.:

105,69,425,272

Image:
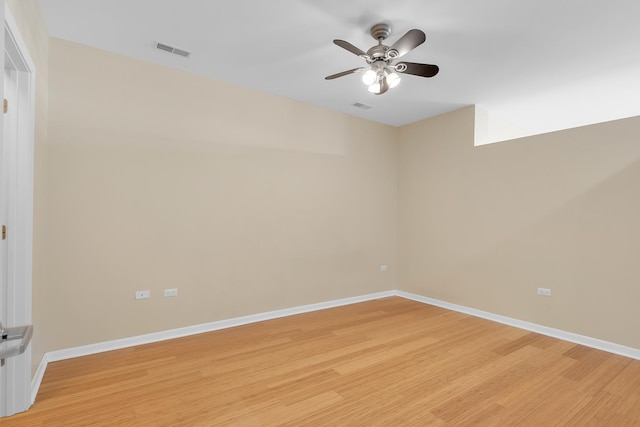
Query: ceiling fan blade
396,62,439,78
388,29,426,58
333,39,368,58
325,67,365,80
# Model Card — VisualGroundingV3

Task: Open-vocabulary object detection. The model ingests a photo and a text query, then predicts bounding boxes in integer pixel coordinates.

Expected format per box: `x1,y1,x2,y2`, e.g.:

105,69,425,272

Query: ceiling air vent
154,42,191,58
352,102,372,110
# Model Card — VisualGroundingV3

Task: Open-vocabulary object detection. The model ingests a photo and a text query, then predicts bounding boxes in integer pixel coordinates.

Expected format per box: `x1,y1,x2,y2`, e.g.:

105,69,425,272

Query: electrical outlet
537,287,552,297
135,290,150,300
164,288,178,297
380,265,388,272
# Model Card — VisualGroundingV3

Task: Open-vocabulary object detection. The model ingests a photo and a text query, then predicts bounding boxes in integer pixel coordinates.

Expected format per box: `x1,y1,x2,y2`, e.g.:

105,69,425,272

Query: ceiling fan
325,22,439,95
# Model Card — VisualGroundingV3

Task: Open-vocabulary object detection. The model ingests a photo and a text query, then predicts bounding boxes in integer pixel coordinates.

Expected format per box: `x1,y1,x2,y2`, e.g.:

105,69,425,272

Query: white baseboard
396,290,640,360
31,289,640,404
31,354,48,404
44,290,395,364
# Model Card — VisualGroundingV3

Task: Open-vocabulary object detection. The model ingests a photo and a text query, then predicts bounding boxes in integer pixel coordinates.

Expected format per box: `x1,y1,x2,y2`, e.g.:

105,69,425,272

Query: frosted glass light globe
362,69,377,85
386,72,401,88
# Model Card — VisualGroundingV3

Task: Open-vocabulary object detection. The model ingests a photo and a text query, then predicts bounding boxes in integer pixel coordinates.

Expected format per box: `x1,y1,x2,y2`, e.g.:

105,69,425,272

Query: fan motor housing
367,45,389,59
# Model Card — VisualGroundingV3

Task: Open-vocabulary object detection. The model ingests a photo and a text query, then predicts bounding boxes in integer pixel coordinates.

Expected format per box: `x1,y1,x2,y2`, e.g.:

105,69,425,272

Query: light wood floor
4,297,640,426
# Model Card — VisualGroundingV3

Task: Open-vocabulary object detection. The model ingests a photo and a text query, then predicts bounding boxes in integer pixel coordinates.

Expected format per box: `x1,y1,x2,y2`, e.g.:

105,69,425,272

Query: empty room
1,0,639,425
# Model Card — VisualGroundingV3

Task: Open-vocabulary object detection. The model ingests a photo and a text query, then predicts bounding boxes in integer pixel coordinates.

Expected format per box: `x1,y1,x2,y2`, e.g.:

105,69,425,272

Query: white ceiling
37,0,640,142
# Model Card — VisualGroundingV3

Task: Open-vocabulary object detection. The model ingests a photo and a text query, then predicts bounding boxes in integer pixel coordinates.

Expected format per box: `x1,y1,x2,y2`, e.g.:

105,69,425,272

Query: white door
0,2,8,417
1,64,18,418
0,3,36,417
0,83,6,421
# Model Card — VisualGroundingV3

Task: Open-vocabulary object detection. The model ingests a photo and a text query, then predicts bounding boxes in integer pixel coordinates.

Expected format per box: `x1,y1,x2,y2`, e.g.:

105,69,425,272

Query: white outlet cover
164,288,178,297
380,265,388,272
135,290,150,299
537,288,552,297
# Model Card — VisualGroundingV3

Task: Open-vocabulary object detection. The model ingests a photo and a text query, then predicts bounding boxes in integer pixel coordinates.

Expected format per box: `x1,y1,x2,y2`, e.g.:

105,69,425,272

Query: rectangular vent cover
155,42,191,58
352,102,372,110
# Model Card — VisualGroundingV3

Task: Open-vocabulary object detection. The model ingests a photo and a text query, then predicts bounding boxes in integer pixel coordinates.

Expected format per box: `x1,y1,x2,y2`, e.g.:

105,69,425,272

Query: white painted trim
30,355,48,404
2,4,36,417
396,291,640,360
29,289,640,403
45,291,395,363
4,6,36,72
0,1,6,417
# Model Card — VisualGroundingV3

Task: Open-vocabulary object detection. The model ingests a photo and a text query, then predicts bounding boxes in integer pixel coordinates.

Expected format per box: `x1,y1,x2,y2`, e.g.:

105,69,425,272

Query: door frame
1,2,36,417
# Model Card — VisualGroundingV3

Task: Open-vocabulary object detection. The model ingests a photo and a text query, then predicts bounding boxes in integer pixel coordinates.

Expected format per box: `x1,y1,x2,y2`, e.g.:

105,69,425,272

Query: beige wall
398,106,640,348
6,0,49,375
45,38,398,351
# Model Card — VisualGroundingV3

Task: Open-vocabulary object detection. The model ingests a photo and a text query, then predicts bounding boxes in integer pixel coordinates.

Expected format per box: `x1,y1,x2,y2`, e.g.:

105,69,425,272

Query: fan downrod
370,23,391,41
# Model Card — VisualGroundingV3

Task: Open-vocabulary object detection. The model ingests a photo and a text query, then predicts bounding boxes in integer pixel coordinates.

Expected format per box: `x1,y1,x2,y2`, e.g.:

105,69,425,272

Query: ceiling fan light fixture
326,23,438,95
362,69,377,85
368,82,382,94
385,70,401,88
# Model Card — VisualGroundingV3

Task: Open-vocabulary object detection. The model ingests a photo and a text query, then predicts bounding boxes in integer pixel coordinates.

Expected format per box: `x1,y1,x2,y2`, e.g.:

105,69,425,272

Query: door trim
1,3,36,417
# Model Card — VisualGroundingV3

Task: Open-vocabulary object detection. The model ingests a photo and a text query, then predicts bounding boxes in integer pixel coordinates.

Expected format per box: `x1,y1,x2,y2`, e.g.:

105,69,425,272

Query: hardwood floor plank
561,347,616,381
605,360,640,397
4,297,640,426
430,361,537,422
565,390,627,426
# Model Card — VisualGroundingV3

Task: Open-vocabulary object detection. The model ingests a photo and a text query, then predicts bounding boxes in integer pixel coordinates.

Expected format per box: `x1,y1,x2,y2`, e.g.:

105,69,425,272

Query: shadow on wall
49,38,402,157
